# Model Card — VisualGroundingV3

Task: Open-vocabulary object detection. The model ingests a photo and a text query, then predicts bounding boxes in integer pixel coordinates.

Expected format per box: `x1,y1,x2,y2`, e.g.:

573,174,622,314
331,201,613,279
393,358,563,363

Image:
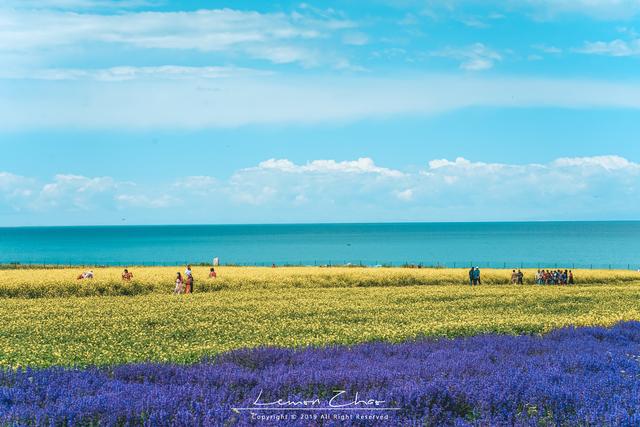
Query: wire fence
1,260,639,270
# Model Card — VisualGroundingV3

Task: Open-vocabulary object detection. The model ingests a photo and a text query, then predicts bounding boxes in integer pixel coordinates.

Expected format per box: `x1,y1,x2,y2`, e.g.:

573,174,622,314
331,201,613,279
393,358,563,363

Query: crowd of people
535,269,574,285
468,268,576,286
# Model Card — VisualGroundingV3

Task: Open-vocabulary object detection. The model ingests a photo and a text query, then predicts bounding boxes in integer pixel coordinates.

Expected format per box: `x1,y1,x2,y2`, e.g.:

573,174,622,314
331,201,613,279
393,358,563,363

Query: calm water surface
0,222,638,268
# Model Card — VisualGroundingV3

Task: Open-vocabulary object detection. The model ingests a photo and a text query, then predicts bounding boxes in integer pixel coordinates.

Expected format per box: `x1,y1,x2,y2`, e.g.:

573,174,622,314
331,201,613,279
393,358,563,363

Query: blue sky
1,0,639,226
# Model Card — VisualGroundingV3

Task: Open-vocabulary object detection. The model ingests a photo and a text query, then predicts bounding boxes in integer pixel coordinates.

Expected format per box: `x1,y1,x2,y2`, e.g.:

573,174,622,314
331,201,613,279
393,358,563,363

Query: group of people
468,267,482,285
535,269,574,285
468,267,576,285
77,265,219,294
174,265,218,294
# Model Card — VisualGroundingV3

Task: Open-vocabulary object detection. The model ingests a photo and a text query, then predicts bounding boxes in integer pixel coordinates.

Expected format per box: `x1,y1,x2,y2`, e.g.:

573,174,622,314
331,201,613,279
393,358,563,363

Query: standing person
469,267,475,286
184,265,194,293
473,267,481,285
517,269,524,285
510,270,518,284
174,272,184,294
568,270,574,285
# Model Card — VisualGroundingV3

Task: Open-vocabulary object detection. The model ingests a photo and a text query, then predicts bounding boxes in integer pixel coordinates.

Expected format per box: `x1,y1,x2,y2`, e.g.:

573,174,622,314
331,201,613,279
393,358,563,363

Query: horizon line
1,219,639,229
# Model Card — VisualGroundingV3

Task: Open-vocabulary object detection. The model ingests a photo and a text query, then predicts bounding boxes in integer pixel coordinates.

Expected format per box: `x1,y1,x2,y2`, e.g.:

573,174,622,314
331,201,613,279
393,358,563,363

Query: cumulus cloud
0,172,36,212
1,155,638,223
254,157,404,177
34,174,119,210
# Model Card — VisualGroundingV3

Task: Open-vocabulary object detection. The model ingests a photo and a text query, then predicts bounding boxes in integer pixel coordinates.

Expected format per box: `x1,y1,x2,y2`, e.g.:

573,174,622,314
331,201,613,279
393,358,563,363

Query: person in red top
209,267,217,278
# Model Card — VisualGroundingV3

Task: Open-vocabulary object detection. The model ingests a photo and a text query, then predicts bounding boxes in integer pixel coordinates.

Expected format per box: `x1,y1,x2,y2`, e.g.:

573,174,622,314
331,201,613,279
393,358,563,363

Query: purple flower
2,322,640,426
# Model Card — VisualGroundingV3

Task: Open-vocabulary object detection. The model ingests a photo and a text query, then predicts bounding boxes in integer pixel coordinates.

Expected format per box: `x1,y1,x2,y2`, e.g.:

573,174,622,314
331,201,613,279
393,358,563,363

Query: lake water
0,222,638,269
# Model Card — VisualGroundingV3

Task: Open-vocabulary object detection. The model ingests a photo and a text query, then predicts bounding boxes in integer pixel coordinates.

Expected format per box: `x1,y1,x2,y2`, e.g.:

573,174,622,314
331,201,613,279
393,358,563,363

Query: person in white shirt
184,265,194,293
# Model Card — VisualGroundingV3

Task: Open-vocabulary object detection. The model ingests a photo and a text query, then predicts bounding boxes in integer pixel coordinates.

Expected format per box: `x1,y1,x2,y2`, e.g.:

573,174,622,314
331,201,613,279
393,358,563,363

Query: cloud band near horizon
1,155,638,226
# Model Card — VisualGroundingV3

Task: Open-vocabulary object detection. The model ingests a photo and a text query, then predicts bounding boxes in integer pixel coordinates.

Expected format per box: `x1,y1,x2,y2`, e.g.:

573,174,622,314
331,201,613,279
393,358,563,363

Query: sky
1,0,639,226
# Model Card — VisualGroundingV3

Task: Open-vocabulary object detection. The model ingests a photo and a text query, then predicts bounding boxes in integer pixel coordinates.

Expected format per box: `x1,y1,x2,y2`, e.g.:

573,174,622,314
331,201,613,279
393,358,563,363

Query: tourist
473,267,481,285
77,270,94,280
568,270,574,285
184,265,194,293
517,270,524,285
468,267,475,286
535,270,542,285
121,269,133,281
174,272,184,294
510,270,518,284
209,267,217,278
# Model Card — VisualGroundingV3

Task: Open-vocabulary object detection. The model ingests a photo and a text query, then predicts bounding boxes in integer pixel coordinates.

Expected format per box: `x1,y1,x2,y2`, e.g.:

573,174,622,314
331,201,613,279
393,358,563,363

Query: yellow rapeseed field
0,266,639,367
0,266,637,298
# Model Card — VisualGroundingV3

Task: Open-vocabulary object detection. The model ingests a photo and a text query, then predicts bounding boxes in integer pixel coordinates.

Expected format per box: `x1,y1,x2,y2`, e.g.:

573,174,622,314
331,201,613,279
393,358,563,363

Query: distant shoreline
2,263,638,271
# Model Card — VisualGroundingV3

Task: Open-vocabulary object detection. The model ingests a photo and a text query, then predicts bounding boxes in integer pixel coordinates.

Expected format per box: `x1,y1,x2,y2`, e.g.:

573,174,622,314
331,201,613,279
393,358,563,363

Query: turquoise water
0,222,638,269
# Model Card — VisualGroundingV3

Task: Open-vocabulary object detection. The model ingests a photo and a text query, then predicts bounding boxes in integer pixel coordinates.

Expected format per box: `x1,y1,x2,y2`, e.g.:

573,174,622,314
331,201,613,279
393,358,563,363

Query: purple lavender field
3,322,640,426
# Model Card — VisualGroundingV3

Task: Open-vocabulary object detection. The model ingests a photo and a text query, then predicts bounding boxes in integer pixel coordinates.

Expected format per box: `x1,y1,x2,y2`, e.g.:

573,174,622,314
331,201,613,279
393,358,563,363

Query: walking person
517,269,524,285
568,270,574,285
510,269,518,284
469,267,475,286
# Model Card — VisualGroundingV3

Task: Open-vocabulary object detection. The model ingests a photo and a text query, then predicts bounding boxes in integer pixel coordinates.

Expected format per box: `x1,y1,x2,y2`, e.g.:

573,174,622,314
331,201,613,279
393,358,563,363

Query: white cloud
522,0,640,20
577,38,640,56
431,43,502,71
552,155,639,170
386,0,640,20
35,174,118,210
0,172,35,211
255,157,404,177
0,8,355,67
532,44,563,54
4,73,640,130
1,155,639,223
0,66,268,81
396,188,414,201
115,194,177,208
342,32,369,45
427,157,512,172
3,0,158,10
